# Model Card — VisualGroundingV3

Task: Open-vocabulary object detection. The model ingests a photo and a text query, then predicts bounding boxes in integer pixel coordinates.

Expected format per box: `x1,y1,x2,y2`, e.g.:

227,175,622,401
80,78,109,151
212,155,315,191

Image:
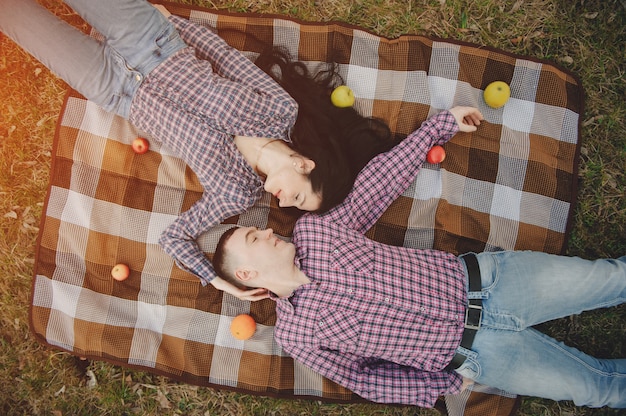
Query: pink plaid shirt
129,16,297,285
273,111,467,407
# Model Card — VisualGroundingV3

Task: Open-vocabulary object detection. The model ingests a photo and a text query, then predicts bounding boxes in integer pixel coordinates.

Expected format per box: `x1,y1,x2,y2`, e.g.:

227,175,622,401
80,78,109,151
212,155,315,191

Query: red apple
132,137,149,154
111,263,130,281
427,145,446,164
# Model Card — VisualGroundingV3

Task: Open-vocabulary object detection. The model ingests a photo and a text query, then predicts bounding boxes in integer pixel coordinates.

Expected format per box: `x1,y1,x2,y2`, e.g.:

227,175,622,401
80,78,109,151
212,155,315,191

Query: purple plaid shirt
129,16,298,285
273,111,467,407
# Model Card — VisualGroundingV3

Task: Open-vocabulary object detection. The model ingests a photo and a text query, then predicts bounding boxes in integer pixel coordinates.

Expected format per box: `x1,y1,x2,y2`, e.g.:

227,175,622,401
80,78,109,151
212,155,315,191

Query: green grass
1,0,624,415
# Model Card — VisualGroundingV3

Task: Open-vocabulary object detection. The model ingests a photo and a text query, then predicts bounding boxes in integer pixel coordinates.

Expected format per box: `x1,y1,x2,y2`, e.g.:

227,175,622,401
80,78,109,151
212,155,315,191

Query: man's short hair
212,226,240,286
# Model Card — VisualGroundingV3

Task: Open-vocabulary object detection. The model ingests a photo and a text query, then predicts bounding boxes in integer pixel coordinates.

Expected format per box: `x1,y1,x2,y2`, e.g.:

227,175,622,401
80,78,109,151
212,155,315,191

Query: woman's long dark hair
254,47,396,213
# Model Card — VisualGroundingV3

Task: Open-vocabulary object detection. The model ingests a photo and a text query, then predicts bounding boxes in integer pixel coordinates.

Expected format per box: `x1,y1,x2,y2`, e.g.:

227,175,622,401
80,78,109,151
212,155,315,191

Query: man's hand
449,106,484,132
461,376,475,392
211,276,270,301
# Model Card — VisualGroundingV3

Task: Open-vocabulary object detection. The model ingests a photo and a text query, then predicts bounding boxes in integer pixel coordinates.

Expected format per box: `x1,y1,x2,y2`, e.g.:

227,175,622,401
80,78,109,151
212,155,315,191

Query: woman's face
263,155,322,211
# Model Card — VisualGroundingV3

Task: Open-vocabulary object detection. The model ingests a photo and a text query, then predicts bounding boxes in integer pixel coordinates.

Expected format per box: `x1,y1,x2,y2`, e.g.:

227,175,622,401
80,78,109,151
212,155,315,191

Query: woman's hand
211,276,270,301
449,106,484,132
152,4,172,18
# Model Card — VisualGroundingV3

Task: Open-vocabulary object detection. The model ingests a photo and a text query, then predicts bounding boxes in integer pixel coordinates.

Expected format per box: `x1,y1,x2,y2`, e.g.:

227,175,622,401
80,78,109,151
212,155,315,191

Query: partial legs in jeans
461,324,626,407
0,0,117,111
62,0,180,75
0,0,184,117
473,252,626,327
456,252,626,407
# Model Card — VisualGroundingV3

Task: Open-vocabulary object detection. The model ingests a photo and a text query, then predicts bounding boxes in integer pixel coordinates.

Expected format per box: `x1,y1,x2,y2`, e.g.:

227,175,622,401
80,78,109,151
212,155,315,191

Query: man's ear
234,268,257,283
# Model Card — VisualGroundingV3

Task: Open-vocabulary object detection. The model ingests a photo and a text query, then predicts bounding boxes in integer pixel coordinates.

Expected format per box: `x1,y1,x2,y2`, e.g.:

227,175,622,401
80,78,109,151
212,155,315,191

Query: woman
0,0,393,300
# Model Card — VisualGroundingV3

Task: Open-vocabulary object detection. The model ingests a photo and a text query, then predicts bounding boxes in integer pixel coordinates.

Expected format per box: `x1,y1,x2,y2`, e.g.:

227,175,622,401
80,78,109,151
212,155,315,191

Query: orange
230,314,256,340
111,263,130,281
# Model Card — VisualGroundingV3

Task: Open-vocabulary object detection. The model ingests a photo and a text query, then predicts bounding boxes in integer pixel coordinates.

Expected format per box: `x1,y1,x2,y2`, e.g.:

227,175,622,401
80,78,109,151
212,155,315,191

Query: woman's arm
159,194,269,301
332,106,483,233
163,11,294,107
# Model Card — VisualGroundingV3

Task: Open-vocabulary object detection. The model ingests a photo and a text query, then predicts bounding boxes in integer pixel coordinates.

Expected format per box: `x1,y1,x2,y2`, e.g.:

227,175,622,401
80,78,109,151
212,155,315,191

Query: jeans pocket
455,348,481,380
155,23,180,48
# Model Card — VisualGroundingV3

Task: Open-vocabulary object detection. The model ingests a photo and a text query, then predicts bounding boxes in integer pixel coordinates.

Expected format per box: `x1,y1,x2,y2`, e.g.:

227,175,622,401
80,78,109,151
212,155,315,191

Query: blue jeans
0,0,186,118
455,251,626,408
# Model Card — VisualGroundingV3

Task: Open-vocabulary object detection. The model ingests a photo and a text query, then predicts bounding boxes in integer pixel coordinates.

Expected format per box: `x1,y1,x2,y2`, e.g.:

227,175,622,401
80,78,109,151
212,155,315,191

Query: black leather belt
446,253,483,371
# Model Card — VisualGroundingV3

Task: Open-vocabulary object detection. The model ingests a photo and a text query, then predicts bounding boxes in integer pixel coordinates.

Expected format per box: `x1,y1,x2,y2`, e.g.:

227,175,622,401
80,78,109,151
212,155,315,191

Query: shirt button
135,74,142,82
333,249,339,254
385,297,390,302
347,289,353,294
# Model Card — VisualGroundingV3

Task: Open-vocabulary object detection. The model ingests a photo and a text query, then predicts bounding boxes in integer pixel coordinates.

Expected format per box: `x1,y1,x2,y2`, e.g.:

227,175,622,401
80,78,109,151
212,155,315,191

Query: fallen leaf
55,385,66,397
583,12,599,19
4,211,18,219
156,389,171,409
510,0,524,13
86,370,98,389
605,175,617,189
132,383,143,395
583,115,603,126
22,222,39,232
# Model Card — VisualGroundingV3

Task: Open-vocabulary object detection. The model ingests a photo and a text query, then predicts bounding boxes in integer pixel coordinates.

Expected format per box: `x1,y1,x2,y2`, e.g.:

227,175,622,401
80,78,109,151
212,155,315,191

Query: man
213,107,626,408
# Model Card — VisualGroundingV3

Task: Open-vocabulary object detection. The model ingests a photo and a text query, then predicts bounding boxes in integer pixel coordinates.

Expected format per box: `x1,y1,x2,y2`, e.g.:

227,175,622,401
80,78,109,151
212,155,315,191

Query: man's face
226,227,296,277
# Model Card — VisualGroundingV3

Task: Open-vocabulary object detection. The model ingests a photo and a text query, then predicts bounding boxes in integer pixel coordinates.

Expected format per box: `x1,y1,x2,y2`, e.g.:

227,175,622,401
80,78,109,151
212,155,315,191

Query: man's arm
284,344,463,407
330,107,482,233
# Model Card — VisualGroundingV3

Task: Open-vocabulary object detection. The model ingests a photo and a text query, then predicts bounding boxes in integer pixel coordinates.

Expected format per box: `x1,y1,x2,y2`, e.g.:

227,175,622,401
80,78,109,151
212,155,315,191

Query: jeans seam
529,328,625,377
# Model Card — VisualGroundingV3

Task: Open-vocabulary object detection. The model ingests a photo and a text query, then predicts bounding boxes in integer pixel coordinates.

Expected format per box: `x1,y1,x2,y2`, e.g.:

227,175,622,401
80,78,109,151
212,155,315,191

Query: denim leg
63,0,185,76
0,0,185,117
474,251,626,329
0,0,116,111
454,251,626,407
456,327,626,407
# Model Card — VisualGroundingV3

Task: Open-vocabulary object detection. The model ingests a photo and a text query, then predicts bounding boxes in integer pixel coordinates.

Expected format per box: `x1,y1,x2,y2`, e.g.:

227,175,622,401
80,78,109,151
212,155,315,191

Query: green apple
483,81,511,109
330,85,355,108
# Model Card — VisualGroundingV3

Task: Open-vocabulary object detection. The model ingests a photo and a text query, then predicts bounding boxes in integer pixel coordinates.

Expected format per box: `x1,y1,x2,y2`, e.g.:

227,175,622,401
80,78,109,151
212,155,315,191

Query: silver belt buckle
465,303,482,330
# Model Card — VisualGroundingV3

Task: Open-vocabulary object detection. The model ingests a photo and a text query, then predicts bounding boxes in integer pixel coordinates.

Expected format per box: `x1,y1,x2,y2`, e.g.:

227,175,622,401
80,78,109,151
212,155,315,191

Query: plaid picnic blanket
31,3,582,414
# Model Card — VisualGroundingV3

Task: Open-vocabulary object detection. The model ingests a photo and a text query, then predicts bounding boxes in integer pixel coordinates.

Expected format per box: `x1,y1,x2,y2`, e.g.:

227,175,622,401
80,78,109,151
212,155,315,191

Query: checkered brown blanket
31,3,582,414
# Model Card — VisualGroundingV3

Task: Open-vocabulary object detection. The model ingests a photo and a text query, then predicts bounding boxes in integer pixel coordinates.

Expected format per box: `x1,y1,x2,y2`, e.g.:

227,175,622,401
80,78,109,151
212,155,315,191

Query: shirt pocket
315,308,360,354
331,240,374,273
